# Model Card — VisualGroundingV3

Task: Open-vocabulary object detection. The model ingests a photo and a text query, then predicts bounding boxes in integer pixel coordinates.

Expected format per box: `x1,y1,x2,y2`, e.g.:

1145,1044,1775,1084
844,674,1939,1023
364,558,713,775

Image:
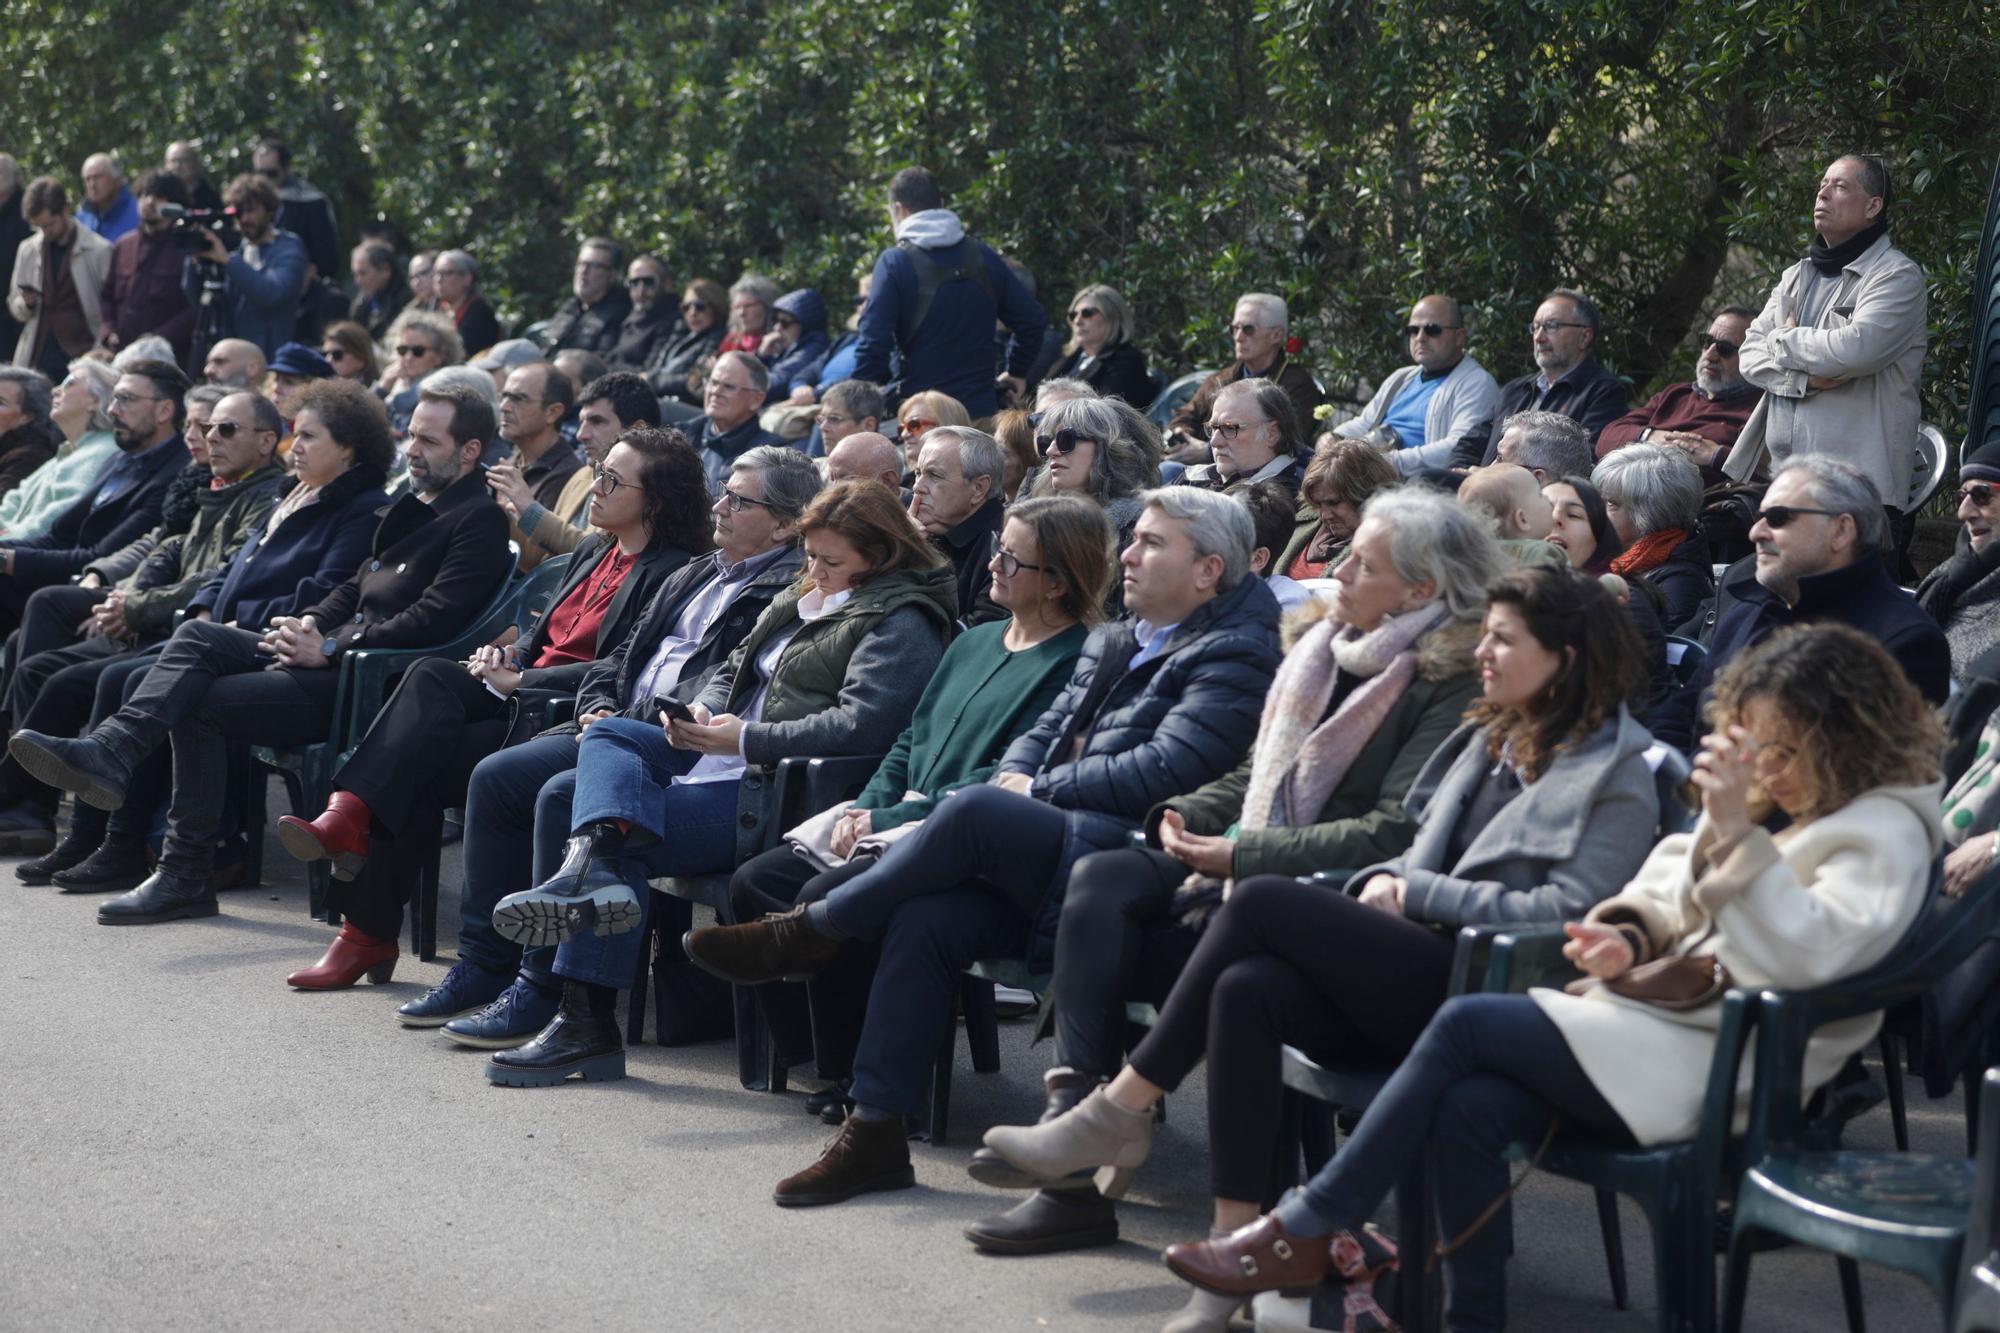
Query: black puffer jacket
997,573,1282,968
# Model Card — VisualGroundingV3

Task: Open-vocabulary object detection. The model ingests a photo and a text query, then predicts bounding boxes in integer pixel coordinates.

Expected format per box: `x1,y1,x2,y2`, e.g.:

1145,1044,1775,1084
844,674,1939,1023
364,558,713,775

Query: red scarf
1610,527,1685,577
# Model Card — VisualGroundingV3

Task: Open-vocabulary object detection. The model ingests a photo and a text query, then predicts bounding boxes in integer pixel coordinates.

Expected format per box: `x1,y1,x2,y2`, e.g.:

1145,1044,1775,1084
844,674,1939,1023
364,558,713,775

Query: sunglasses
681,299,709,313
204,420,266,439
1699,333,1740,358
900,416,937,436
626,276,659,289
1404,322,1460,338
396,344,436,358
1035,428,1094,456
1959,484,1996,507
774,313,800,327
1754,504,1839,529
1069,306,1100,322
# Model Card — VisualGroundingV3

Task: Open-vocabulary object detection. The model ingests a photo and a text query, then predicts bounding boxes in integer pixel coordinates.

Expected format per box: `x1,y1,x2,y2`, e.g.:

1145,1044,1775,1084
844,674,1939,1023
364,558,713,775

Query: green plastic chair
1952,1069,2000,1333
1723,860,2000,1333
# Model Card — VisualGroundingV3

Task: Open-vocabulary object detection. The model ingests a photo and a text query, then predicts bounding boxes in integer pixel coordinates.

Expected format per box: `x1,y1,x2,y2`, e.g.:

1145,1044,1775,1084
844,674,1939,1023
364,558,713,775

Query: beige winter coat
1532,780,1941,1146
1726,232,1927,508
7,224,110,368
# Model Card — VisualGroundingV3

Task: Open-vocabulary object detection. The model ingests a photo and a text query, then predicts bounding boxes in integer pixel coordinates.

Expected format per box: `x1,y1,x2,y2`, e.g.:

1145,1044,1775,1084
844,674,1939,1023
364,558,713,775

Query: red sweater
1595,383,1759,483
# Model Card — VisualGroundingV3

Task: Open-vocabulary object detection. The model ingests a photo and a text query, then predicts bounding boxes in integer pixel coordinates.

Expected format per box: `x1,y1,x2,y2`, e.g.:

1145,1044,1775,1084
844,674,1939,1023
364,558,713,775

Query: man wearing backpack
851,167,1047,422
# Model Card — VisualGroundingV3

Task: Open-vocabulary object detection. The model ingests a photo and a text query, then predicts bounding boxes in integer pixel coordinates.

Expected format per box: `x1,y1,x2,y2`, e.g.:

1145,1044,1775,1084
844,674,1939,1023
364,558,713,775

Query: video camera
159,203,240,255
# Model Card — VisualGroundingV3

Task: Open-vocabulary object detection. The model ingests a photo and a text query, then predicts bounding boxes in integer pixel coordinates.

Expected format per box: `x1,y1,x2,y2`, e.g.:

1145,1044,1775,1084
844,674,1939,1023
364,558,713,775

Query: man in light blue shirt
1332,295,1499,476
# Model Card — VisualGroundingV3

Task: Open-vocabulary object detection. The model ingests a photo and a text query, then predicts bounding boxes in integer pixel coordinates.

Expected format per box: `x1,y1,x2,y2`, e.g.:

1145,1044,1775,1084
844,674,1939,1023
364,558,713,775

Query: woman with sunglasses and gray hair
1046,284,1153,407
1020,394,1162,572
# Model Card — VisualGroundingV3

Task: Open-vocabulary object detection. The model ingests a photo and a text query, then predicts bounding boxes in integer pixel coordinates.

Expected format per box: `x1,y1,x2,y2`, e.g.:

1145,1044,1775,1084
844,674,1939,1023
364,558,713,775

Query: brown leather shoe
774,1114,916,1207
683,905,844,985
1163,1213,1332,1298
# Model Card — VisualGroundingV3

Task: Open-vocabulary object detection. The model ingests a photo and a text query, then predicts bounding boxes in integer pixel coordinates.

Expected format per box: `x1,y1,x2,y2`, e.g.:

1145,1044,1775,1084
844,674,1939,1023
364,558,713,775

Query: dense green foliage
4,0,1996,433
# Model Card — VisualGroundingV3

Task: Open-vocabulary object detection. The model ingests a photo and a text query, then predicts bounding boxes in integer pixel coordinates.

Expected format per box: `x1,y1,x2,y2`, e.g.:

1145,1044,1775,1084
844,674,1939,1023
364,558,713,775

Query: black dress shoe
8,730,132,811
485,981,626,1086
964,1187,1120,1255
98,870,217,925
53,834,151,895
18,821,100,884
805,1081,854,1123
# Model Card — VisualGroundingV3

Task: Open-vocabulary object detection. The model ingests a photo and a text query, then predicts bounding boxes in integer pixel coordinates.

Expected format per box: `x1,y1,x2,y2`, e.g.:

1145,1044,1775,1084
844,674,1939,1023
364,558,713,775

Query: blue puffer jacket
996,573,1282,968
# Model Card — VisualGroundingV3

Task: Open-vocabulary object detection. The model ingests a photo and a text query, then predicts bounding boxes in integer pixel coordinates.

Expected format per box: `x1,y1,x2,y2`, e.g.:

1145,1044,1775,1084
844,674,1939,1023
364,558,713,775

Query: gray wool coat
1353,707,1662,929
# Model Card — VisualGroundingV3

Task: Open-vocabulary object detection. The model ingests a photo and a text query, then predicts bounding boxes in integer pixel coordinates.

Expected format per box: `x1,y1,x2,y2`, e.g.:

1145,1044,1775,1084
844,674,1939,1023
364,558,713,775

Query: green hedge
6,0,1995,436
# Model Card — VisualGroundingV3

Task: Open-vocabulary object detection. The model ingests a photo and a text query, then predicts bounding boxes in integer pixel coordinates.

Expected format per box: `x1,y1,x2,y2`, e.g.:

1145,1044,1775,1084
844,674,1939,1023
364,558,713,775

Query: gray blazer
1355,707,1660,928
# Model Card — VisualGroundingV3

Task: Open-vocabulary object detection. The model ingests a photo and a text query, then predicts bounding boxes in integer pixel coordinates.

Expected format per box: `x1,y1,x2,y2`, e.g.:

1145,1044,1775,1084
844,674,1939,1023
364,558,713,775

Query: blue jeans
550,717,741,987
458,733,582,984
1275,994,1632,1333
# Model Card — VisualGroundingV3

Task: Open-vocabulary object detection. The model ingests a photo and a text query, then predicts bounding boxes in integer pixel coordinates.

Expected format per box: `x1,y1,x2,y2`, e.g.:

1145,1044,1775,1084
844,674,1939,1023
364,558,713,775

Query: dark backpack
895,236,997,343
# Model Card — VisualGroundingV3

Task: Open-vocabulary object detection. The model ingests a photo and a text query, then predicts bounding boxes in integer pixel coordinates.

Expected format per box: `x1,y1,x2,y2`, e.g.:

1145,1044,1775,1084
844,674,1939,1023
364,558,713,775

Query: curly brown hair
1469,565,1649,782
1707,623,1942,821
616,426,714,556
797,479,945,584
291,378,395,473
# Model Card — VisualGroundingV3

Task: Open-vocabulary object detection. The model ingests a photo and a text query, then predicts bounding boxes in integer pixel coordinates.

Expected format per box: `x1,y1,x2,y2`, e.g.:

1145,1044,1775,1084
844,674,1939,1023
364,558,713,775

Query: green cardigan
855,619,1089,830
1155,667,1479,879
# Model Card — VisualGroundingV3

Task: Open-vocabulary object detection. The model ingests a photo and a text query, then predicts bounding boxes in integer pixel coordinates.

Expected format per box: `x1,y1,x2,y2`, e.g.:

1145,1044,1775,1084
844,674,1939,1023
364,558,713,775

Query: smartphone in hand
652,696,697,724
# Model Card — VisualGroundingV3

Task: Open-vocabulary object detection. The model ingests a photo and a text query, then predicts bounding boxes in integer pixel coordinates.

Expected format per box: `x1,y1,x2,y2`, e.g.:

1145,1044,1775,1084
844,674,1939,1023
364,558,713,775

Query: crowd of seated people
1,139,1987,1332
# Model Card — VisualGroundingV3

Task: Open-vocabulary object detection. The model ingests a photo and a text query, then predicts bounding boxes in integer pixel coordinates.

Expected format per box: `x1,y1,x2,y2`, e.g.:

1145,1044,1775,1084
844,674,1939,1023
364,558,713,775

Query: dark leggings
1126,874,1457,1202
1050,848,1200,1078
1275,993,1633,1333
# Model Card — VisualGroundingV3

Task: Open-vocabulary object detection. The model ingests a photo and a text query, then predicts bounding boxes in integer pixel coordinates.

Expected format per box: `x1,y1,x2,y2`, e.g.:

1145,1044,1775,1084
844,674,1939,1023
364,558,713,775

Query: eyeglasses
574,259,612,272
1069,307,1100,322
1754,505,1840,529
720,487,778,514
1205,418,1267,442
707,380,756,396
680,299,709,314
1405,322,1461,338
1035,428,1095,456
1227,322,1265,337
1959,484,1996,507
590,464,624,495
396,344,436,359
626,275,659,289
900,417,937,436
989,534,1044,578
1698,333,1741,358
1529,319,1590,335
110,392,166,408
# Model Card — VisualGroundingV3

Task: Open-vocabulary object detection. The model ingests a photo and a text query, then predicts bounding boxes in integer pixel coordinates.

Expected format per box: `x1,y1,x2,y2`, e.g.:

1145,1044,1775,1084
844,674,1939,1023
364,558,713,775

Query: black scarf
1806,216,1888,276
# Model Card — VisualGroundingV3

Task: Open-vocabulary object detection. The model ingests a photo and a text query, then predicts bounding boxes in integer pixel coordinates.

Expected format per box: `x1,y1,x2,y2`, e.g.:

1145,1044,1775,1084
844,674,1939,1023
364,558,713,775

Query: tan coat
1532,781,1940,1146
8,224,110,368
1728,233,1927,508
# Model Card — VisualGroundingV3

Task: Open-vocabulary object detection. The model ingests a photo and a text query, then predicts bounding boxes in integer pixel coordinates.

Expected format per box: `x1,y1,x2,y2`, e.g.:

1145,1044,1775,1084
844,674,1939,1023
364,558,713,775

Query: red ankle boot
276,791,372,880
287,923,399,989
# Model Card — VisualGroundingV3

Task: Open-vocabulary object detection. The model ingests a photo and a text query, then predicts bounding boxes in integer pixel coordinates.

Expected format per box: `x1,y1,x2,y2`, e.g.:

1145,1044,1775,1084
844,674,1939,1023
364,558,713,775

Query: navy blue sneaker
440,975,559,1049
397,962,512,1028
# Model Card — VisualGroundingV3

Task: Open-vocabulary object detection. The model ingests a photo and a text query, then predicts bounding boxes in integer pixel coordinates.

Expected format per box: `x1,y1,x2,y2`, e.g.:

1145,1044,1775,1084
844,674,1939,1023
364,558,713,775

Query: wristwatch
319,636,340,659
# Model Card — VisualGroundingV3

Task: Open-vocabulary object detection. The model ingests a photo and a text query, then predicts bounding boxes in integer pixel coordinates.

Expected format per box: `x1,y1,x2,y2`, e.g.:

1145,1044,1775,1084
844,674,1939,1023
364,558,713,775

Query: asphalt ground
0,808,1955,1331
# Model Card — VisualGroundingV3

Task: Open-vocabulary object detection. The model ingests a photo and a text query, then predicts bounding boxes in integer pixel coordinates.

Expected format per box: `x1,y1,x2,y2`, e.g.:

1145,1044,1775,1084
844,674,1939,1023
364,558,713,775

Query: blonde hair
1063,283,1134,355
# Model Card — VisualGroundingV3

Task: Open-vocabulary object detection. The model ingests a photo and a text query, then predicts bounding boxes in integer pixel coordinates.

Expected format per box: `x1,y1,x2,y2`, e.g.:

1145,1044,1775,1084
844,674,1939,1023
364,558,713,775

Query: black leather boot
962,1185,1120,1255
490,823,640,948
53,832,152,895
18,812,105,884
7,729,133,811
966,1066,1100,1188
97,870,217,925
485,981,625,1086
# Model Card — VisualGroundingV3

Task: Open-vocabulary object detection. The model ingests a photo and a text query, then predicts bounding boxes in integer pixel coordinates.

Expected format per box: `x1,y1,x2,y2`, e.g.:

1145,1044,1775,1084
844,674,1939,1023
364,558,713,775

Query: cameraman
179,173,305,360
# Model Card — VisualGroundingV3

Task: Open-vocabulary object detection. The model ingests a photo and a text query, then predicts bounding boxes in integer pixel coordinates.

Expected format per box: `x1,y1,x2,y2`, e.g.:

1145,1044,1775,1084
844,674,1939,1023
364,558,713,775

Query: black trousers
324,658,515,939
0,614,161,812
96,619,340,879
7,584,111,705
1050,847,1202,1078
1126,874,1457,1203
730,844,883,1080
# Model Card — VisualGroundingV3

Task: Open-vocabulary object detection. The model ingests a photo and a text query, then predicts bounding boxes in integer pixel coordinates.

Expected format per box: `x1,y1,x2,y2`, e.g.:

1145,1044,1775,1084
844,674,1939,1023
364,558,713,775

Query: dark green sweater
855,619,1089,830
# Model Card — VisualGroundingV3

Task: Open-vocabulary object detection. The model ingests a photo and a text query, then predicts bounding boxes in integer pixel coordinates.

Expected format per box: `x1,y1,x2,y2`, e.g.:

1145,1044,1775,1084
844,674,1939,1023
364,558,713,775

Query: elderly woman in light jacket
1149,623,1941,1331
